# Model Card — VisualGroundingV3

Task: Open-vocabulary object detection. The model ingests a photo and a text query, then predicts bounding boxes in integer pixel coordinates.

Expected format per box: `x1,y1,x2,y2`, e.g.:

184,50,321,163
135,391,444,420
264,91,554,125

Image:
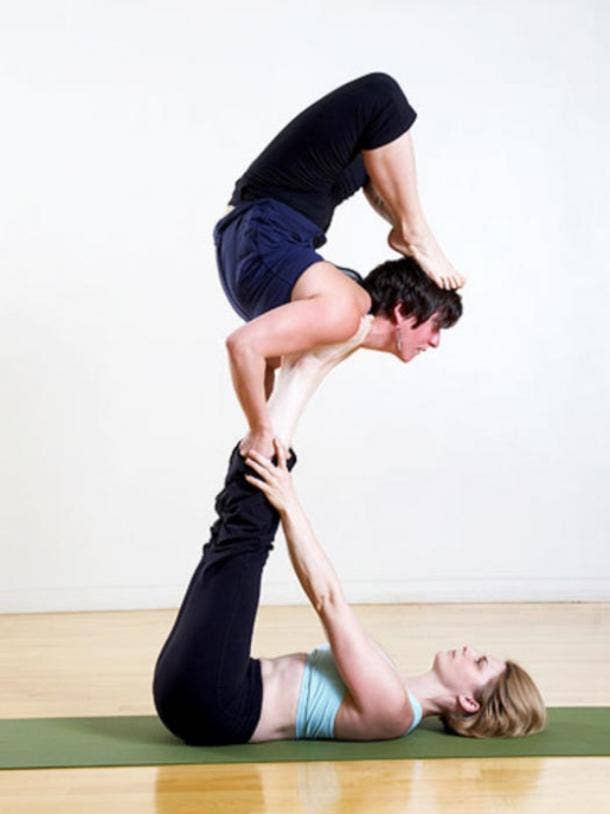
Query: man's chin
399,351,418,364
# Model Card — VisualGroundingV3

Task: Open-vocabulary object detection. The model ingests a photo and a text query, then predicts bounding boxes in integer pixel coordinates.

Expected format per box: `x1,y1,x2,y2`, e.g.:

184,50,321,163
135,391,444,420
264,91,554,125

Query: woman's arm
245,443,412,735
245,443,343,608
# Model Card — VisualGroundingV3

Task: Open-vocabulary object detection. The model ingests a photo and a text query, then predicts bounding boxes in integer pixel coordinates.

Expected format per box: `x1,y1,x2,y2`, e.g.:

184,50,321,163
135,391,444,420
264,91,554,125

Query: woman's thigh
152,443,297,744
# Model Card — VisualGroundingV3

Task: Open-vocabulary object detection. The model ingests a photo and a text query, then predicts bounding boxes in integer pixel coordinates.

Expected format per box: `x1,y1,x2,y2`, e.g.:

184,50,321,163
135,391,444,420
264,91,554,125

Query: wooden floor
1,602,609,812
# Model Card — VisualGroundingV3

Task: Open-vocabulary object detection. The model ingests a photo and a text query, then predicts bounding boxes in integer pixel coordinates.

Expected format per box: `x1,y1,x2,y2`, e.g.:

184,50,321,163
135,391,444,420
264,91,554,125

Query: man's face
394,311,441,363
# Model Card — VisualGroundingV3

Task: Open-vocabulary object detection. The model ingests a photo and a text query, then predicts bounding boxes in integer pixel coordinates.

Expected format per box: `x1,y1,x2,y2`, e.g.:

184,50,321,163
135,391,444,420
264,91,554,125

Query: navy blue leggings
152,443,297,745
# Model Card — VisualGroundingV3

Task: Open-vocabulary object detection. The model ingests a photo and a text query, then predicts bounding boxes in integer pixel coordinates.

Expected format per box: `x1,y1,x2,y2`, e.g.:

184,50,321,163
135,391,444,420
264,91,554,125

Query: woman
214,73,466,459
152,440,546,745
153,344,546,744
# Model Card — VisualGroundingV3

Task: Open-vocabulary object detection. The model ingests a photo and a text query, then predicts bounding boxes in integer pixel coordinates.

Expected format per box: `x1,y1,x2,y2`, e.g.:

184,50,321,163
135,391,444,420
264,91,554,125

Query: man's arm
267,314,373,450
225,265,365,458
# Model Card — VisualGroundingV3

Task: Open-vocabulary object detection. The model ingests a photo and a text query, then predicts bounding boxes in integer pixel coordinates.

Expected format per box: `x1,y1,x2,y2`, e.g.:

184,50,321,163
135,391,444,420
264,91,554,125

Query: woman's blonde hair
441,661,547,738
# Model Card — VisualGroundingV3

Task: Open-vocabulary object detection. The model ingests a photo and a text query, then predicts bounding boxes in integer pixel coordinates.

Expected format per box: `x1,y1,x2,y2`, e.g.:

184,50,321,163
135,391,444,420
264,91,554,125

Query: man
213,74,464,457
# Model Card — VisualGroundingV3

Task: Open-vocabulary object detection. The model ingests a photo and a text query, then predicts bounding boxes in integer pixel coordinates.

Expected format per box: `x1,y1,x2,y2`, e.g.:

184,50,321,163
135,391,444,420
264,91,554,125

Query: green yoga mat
1,708,608,770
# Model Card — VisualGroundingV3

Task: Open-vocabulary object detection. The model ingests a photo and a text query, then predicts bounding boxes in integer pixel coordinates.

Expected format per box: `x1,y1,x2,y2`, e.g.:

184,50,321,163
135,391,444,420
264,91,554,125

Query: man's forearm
226,338,271,432
280,499,344,612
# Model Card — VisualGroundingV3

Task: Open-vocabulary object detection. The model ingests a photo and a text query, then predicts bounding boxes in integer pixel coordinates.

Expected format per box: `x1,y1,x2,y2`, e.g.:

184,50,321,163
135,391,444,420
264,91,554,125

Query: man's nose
429,332,440,348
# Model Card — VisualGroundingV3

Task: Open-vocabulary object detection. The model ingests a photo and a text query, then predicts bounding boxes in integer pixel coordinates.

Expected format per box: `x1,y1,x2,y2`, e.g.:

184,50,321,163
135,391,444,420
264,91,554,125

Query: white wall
1,0,608,612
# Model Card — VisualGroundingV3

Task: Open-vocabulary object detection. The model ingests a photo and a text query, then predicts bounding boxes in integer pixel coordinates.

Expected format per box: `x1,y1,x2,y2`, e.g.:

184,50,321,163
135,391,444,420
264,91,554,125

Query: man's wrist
251,422,273,434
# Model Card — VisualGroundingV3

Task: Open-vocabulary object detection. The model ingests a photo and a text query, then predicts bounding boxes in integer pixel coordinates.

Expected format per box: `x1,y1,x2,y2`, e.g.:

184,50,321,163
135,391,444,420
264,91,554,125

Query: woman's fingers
244,474,270,493
245,455,275,482
248,449,274,471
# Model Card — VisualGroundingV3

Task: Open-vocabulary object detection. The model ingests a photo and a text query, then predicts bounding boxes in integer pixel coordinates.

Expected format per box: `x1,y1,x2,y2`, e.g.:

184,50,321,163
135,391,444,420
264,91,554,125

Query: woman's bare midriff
248,643,409,743
248,652,308,742
248,651,365,743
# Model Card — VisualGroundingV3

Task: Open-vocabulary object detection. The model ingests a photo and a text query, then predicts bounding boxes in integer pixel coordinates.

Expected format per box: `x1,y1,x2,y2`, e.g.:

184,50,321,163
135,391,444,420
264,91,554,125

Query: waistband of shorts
214,197,326,244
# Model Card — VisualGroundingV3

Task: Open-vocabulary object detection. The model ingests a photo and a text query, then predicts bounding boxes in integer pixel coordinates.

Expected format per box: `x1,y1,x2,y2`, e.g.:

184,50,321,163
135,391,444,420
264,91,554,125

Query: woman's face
434,645,507,709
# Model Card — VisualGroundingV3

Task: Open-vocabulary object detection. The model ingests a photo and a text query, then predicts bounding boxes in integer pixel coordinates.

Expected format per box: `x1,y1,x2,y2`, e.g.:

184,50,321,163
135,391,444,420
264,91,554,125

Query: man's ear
393,303,414,327
392,303,404,325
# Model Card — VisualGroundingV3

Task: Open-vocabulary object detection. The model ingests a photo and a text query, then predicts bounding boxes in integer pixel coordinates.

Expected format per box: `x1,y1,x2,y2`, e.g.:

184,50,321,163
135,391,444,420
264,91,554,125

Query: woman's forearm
280,499,344,612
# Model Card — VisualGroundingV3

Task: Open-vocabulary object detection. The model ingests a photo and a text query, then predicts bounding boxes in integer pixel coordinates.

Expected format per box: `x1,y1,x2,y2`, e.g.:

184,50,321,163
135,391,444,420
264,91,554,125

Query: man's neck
359,314,393,353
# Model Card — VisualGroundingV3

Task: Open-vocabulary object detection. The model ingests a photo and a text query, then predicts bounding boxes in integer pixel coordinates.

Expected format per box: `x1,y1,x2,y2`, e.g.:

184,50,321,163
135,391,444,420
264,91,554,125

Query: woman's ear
457,694,481,715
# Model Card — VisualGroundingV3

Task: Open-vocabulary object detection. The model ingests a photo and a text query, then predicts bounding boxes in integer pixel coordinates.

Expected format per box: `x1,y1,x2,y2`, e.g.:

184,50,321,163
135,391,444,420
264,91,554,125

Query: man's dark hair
362,257,463,328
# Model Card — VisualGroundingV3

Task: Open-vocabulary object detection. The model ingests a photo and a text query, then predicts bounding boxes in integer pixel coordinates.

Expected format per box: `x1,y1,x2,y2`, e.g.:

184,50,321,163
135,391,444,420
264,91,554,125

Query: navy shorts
213,198,327,322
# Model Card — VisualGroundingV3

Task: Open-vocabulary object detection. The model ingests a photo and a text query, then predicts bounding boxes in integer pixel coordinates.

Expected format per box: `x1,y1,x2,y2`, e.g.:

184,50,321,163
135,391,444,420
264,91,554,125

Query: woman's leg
153,442,297,745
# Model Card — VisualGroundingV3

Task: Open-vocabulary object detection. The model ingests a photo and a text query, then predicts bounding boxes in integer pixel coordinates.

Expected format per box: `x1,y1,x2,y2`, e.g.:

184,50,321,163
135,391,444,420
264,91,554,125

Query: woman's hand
244,439,297,514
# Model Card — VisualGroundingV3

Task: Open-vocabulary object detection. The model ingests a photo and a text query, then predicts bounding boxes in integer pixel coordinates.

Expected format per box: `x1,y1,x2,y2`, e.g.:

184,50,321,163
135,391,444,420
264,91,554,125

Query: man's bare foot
388,226,465,290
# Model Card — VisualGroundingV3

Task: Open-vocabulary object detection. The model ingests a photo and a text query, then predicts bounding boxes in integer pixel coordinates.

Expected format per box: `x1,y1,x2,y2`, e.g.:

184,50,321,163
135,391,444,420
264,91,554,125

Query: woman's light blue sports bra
295,643,423,740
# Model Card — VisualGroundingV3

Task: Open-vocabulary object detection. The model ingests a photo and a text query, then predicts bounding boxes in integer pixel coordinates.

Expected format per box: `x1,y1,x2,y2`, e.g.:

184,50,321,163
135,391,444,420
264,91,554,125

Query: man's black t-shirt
228,73,417,234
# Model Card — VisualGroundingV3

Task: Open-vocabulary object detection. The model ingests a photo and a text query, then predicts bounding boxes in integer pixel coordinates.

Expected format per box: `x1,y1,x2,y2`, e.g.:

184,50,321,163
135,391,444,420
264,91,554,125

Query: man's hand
239,428,275,459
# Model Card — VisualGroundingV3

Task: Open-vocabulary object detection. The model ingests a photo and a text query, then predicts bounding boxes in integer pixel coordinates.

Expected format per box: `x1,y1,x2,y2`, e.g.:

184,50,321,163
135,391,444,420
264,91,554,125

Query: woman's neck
402,670,451,718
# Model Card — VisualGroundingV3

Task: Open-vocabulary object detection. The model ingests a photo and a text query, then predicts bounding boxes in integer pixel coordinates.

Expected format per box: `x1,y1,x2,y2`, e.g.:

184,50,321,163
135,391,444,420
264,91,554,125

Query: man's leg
362,130,464,290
